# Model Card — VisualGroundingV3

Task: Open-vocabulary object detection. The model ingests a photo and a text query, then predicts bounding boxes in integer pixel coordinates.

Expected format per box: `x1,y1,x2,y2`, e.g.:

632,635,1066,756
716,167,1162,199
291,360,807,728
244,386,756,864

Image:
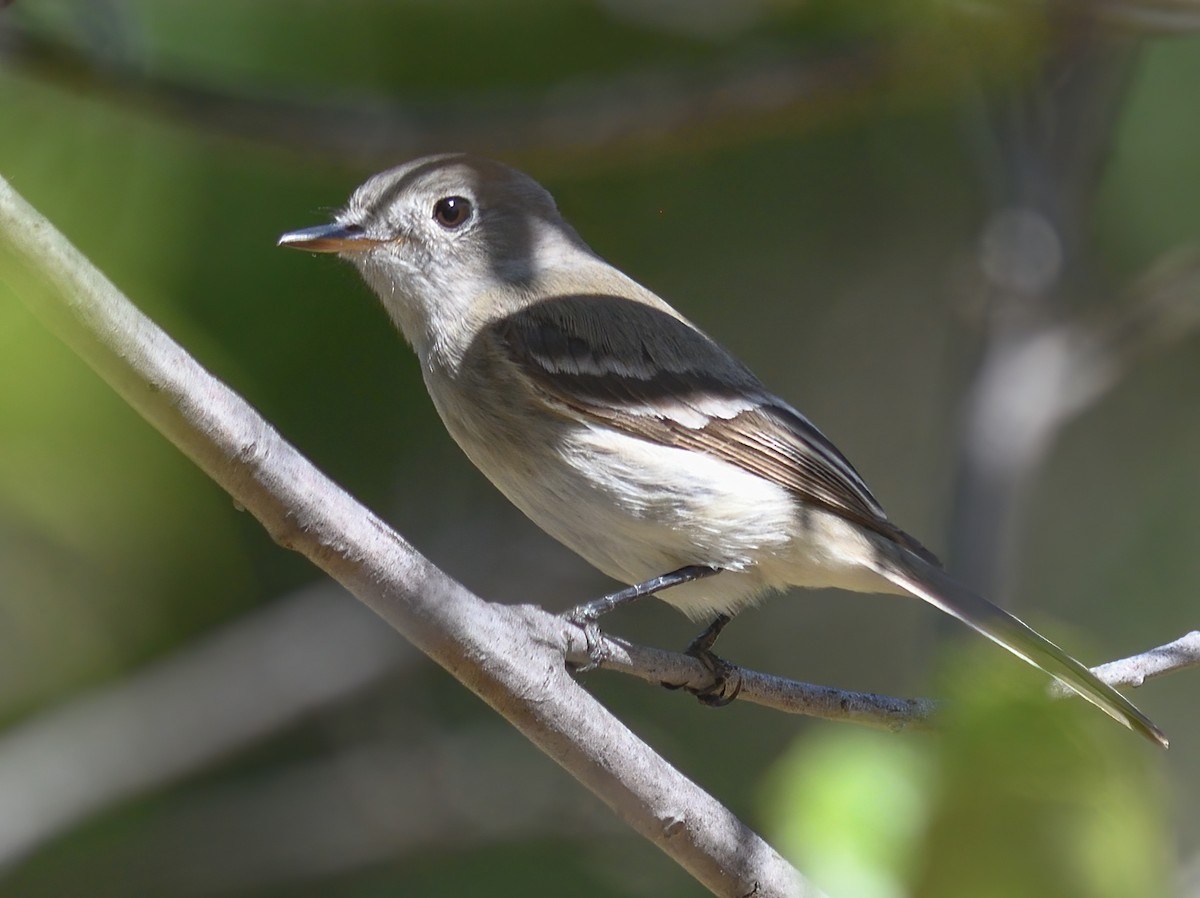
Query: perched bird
279,153,1165,747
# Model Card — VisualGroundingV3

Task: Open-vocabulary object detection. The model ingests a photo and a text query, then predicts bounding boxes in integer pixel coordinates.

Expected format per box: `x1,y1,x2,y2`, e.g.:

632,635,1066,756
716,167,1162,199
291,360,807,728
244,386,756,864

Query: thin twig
1062,631,1200,690
572,628,1199,729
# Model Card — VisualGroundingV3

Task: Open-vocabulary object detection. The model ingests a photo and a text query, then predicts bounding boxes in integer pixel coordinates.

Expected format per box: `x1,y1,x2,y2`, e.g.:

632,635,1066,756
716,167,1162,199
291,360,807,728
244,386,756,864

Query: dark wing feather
493,295,939,564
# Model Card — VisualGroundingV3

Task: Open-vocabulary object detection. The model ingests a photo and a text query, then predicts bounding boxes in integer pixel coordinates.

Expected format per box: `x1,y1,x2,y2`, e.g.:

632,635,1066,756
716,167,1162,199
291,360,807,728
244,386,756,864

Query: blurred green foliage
763,729,933,898
1,2,1197,896
765,651,1169,898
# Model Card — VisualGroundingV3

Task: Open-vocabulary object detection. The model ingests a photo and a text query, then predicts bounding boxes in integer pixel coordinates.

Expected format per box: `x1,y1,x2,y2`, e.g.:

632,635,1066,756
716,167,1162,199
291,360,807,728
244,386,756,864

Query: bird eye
433,196,473,229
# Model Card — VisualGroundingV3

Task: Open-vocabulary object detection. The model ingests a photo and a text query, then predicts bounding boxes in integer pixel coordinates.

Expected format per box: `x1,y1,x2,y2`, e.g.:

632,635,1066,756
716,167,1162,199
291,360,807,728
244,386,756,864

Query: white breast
428,378,893,619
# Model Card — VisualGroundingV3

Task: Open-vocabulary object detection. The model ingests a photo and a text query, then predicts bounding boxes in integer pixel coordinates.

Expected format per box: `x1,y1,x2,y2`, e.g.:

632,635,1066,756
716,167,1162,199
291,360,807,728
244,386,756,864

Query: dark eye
433,196,473,229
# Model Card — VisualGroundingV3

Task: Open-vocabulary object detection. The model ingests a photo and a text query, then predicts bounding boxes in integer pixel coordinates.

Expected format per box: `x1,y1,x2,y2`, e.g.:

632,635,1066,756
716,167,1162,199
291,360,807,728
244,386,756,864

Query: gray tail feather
868,541,1167,749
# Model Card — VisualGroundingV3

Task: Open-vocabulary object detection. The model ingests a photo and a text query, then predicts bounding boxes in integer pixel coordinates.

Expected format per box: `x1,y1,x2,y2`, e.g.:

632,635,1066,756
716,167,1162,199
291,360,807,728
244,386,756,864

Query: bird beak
277,222,377,254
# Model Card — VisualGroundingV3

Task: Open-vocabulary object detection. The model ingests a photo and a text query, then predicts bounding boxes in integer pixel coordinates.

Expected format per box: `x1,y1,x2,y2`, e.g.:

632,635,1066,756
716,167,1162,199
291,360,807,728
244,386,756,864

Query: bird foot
685,646,743,707
662,614,742,706
563,608,610,672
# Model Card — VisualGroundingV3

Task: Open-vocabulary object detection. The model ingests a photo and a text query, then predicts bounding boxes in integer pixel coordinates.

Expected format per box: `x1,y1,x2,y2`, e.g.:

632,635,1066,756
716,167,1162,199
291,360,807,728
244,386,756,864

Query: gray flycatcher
279,153,1165,748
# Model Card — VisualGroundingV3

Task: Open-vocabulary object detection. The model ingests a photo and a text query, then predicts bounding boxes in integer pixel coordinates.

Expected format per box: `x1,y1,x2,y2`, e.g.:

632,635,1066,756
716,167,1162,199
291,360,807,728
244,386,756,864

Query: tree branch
573,635,939,732
1072,630,1200,689
0,175,816,895
577,629,1198,731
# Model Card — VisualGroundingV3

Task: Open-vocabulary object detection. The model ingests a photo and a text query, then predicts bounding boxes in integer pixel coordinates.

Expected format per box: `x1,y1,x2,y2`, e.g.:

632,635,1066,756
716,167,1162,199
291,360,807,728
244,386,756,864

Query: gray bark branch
579,629,1198,728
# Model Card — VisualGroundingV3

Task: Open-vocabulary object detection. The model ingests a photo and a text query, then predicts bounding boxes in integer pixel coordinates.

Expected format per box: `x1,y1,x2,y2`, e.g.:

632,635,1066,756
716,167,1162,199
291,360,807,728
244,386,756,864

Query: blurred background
1,1,1198,896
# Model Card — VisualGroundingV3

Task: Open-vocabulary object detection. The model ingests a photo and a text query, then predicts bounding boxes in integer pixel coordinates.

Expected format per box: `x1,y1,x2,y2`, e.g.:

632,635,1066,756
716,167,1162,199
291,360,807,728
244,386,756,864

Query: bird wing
490,295,1168,747
490,294,938,563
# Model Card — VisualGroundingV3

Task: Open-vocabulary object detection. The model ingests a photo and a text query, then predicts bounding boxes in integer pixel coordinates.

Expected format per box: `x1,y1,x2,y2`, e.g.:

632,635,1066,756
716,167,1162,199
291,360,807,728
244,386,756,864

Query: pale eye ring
433,196,473,229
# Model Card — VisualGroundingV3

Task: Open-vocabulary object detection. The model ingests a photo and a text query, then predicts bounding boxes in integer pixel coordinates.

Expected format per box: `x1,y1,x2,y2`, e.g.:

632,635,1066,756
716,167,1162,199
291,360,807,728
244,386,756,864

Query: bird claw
660,613,740,704
660,645,742,706
687,647,742,707
564,609,610,672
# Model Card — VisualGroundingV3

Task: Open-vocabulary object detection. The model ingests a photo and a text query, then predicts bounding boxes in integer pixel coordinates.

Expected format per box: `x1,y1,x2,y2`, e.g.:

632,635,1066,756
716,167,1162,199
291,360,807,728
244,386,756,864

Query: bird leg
663,613,743,706
564,565,721,670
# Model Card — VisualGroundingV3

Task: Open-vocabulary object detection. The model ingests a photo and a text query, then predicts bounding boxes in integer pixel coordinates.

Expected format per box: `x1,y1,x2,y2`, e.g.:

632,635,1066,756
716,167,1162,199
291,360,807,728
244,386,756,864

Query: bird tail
866,541,1167,749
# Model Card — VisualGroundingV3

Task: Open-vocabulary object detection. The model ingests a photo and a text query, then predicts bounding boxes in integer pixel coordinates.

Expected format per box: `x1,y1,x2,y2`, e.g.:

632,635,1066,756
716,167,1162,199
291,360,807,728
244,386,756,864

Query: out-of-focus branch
1092,0,1200,32
948,24,1200,602
983,243,1200,466
18,3,1183,175
957,242,1200,501
14,729,620,897
0,583,412,871
0,508,602,871
0,16,888,172
0,174,814,897
951,240,1200,603
1180,847,1200,898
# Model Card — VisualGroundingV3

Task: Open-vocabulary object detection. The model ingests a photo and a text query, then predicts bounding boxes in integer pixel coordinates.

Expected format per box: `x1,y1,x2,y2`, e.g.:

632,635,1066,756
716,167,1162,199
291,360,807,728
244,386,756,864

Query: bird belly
434,396,892,619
